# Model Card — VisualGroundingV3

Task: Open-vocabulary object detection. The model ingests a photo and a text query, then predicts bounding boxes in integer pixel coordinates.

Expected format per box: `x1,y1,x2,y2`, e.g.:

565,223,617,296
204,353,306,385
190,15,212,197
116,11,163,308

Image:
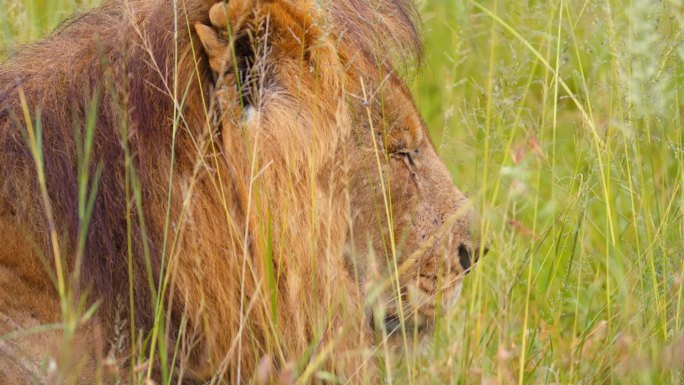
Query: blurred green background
414,1,683,384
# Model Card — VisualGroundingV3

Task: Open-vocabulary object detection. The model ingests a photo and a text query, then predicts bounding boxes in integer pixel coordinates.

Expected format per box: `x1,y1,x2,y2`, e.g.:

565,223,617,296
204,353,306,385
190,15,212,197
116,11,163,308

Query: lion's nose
457,243,488,273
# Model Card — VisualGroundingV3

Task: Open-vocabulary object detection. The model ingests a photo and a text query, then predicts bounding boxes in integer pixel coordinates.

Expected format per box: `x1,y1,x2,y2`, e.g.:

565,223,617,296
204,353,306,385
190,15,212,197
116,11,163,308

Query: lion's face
195,0,483,338
346,78,484,333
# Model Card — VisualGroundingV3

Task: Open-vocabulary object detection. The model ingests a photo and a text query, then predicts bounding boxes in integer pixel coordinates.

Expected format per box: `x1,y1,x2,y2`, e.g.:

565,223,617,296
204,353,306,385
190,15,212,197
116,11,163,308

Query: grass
2,0,684,384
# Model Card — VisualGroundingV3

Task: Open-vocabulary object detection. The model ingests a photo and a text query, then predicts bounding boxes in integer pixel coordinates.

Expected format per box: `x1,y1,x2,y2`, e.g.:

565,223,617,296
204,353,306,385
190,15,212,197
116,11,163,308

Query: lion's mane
0,0,421,380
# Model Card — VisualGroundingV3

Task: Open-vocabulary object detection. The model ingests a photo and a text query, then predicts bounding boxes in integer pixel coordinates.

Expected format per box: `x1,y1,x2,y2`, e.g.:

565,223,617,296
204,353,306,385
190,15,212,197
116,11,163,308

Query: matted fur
0,0,479,383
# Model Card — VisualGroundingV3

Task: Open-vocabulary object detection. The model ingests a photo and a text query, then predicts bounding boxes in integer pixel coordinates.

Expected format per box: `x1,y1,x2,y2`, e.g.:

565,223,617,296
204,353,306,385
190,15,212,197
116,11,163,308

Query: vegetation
2,0,683,383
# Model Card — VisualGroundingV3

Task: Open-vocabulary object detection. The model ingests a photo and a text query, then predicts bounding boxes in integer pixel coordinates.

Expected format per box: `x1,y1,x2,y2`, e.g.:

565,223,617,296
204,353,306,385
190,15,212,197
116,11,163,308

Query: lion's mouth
370,276,465,336
380,313,432,335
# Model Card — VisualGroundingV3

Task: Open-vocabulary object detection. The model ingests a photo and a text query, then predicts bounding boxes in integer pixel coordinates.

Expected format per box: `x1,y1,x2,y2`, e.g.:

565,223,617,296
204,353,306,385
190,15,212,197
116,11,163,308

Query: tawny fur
0,0,480,383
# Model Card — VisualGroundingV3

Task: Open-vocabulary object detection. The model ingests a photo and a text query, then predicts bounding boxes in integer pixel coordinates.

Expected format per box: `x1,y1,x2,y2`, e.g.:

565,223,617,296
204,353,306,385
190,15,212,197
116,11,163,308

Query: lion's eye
395,151,416,167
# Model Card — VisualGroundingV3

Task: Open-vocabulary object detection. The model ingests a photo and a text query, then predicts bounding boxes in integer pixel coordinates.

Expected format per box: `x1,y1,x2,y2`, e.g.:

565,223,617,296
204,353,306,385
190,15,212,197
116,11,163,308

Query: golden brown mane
0,0,422,381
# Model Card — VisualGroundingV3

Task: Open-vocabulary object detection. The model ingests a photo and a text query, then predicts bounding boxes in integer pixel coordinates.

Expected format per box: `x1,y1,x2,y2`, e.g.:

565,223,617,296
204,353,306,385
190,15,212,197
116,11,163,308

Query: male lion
0,0,484,383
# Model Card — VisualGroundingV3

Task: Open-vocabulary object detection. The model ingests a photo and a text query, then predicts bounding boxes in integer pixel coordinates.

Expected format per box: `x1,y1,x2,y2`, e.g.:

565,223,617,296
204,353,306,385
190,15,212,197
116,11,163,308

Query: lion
0,0,484,383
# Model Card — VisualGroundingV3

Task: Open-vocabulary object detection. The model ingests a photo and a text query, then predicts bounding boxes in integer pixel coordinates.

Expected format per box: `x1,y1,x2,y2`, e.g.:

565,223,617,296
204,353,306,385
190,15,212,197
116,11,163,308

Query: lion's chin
376,312,436,354
377,280,464,335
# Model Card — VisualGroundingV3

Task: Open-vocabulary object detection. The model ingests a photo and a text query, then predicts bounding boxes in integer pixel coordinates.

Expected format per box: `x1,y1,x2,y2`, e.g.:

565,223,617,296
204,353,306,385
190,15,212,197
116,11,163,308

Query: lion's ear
208,0,252,30
195,0,254,74
195,23,228,74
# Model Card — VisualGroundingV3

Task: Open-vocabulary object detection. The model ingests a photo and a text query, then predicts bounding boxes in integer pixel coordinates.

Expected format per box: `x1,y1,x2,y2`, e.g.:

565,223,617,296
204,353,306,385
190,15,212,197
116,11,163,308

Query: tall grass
1,0,683,384
415,1,684,383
